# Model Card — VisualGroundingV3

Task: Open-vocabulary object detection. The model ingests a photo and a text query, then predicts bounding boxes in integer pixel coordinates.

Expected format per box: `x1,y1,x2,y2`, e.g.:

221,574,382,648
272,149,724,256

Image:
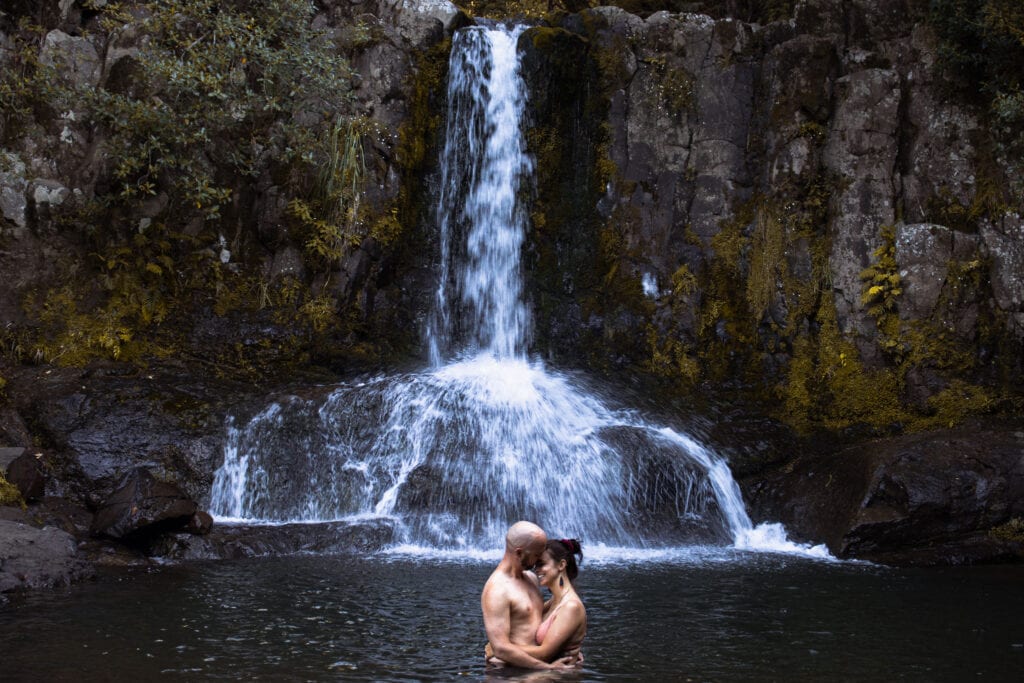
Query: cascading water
428,27,533,364
211,25,827,557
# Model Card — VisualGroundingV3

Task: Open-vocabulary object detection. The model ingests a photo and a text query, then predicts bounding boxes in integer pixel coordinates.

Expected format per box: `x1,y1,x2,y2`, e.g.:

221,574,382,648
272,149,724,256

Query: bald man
481,521,574,670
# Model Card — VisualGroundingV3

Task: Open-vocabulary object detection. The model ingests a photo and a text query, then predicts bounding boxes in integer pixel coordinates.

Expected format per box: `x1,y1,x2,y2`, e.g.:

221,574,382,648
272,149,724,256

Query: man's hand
549,656,577,670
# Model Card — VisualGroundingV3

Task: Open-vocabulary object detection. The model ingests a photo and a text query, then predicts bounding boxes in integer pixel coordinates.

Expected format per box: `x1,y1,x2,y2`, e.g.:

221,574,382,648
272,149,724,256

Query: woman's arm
517,601,585,662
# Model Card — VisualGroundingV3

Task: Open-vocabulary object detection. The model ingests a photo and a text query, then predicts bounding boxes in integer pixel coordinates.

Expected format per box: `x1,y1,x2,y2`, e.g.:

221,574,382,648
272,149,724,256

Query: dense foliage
0,0,376,368
930,0,1024,150
464,0,796,22
95,0,354,219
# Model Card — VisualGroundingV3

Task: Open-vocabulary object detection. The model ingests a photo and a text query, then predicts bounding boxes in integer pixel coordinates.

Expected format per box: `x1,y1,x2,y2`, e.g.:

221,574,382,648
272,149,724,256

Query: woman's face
534,550,562,588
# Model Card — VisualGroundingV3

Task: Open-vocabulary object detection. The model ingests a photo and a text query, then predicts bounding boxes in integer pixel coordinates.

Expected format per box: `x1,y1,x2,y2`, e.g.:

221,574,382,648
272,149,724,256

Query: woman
486,538,587,667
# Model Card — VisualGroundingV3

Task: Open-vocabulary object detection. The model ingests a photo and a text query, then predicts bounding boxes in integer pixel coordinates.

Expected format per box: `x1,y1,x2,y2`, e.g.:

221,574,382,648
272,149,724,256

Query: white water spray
210,26,828,559
429,27,533,363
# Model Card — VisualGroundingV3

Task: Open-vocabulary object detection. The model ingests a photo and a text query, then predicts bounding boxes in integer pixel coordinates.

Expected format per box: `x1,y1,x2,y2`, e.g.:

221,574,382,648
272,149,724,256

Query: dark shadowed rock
0,520,93,595
0,407,32,447
151,519,397,561
745,420,1024,565
90,468,198,542
13,364,260,504
1,448,46,502
186,510,214,536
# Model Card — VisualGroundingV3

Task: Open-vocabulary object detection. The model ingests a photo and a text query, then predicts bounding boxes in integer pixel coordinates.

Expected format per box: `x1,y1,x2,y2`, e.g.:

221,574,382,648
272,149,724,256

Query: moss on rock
0,471,26,509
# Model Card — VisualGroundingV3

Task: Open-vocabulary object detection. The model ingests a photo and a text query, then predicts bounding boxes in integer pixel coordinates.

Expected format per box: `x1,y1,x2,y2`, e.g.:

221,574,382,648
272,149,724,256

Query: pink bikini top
535,600,567,645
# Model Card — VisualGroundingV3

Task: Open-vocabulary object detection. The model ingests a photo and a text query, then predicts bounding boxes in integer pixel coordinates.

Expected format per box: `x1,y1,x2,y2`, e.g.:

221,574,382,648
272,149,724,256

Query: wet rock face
12,364,259,506
744,420,1024,565
823,67,901,353
151,519,398,561
520,2,1021,402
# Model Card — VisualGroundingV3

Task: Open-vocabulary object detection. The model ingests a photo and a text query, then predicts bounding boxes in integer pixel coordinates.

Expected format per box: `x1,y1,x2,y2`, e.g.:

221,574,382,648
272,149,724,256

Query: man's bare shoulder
482,566,538,605
482,567,512,599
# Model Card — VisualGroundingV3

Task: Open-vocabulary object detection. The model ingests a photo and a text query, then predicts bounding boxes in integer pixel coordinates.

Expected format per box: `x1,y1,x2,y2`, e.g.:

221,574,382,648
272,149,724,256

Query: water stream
210,25,821,557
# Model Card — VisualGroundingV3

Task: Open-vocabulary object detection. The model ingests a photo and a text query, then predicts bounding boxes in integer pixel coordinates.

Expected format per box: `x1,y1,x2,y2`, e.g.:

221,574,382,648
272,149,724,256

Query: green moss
746,205,786,324
915,379,997,430
990,517,1024,543
850,223,1008,431
369,207,403,247
671,264,697,296
781,291,907,434
397,39,450,177
643,325,700,386
0,471,26,509
797,121,827,145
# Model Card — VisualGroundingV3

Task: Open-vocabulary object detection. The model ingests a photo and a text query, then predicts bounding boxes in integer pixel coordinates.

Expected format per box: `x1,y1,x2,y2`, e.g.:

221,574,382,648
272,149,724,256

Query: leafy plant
930,0,1024,151
287,116,369,264
80,0,355,219
860,226,902,317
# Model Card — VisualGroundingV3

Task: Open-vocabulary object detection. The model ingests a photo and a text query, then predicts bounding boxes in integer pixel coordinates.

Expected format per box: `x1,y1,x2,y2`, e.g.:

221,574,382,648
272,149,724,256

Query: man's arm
481,584,555,670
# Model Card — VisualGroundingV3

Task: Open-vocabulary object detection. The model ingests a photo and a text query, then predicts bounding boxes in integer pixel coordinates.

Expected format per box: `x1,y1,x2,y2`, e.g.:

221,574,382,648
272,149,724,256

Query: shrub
83,0,356,220
930,0,1024,149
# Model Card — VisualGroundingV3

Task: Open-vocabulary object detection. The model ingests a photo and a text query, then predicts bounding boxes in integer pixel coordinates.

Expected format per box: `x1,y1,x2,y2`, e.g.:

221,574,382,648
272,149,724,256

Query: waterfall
428,26,533,364
210,26,826,557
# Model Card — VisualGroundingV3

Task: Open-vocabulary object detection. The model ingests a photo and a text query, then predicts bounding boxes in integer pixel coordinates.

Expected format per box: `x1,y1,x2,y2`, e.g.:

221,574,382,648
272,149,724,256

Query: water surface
2,552,1022,681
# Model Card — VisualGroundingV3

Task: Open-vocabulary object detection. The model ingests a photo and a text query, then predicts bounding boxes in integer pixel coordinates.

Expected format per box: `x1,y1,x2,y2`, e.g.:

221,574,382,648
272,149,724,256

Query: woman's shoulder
563,595,586,616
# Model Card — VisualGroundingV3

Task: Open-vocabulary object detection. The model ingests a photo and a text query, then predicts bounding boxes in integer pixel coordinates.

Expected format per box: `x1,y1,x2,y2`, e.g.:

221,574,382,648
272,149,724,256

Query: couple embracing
482,521,587,671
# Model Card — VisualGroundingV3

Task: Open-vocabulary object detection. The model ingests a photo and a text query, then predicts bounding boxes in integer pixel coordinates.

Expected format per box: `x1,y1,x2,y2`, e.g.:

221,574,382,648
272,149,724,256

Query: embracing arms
516,600,585,663
481,583,556,670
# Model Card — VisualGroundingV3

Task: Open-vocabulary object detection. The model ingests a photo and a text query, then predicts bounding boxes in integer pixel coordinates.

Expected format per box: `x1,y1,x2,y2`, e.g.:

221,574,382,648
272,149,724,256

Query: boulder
0,520,93,594
18,364,250,503
745,420,1024,565
0,152,28,236
90,468,198,542
186,510,214,536
39,30,102,88
0,447,46,502
384,0,461,45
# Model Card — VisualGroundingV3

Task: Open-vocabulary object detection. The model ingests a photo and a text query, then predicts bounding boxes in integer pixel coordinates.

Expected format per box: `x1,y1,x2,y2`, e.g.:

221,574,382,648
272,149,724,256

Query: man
481,521,575,670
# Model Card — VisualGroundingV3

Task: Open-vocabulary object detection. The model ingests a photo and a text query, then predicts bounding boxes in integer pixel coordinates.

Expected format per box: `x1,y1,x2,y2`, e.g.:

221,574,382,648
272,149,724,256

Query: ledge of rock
1,447,46,502
745,419,1024,566
0,519,93,597
151,519,398,561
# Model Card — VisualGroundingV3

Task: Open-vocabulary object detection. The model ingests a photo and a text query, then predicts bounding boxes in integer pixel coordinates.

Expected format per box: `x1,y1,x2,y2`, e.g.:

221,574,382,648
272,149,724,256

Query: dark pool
2,549,1022,681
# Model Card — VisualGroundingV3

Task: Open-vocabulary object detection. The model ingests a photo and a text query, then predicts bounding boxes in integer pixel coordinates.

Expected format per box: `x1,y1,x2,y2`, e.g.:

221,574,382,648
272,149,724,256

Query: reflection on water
2,553,1023,681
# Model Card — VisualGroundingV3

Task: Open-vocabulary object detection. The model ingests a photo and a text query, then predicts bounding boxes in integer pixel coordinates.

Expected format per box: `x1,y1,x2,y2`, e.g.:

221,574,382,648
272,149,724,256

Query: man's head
505,521,547,570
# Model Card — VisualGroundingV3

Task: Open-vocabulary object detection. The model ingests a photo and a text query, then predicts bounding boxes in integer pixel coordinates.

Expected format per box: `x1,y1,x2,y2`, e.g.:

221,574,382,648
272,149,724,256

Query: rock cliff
1,1,1022,574
520,1,1021,434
